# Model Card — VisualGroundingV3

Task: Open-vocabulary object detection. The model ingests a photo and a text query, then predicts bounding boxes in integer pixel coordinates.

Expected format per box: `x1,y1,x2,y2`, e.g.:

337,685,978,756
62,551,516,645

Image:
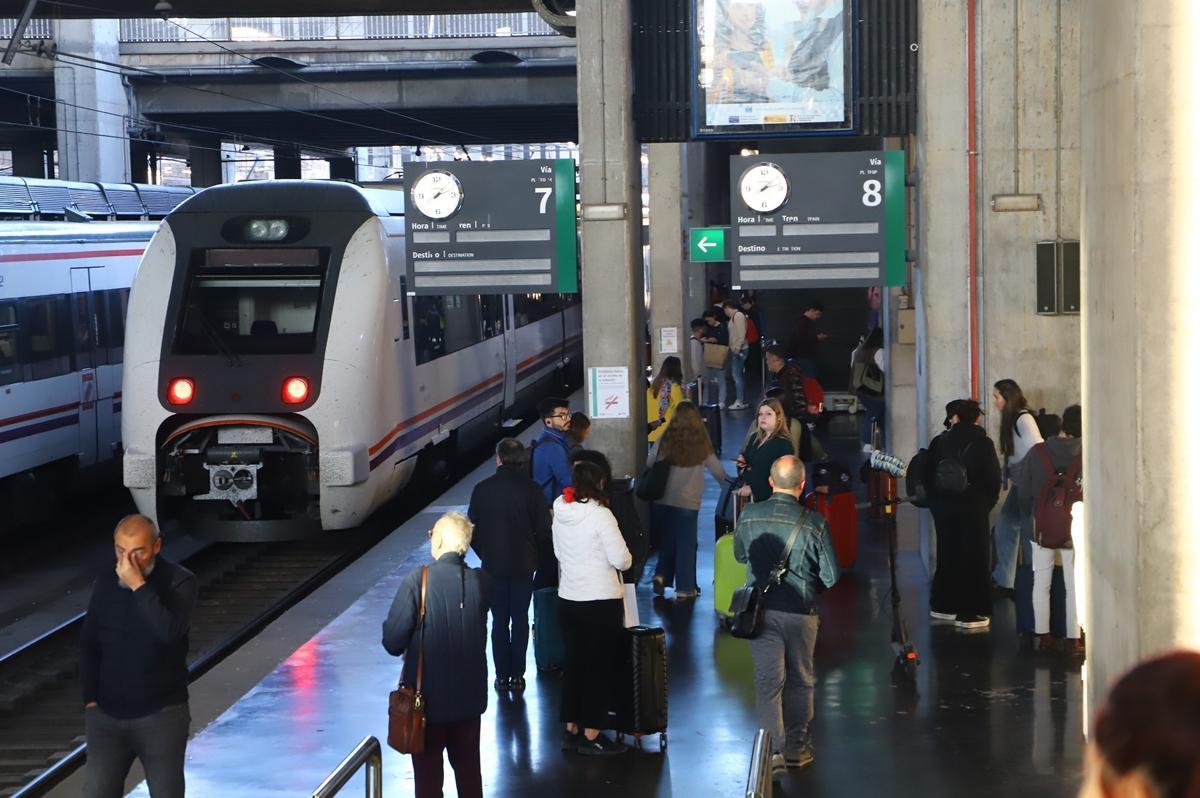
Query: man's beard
118,558,156,590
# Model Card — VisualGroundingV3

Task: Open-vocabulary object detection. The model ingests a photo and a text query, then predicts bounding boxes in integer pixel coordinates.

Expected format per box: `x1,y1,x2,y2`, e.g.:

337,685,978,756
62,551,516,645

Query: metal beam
0,0,531,17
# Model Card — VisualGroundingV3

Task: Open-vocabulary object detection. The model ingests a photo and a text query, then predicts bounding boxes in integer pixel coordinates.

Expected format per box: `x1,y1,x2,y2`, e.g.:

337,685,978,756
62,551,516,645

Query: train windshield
174,248,329,356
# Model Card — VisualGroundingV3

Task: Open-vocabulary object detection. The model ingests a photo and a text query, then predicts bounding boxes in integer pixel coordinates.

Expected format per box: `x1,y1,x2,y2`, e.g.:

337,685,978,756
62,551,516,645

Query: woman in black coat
926,400,1002,630
383,511,490,798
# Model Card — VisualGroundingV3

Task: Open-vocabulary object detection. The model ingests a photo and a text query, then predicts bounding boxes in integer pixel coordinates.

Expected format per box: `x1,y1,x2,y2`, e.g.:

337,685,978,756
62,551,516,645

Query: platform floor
121,411,1085,798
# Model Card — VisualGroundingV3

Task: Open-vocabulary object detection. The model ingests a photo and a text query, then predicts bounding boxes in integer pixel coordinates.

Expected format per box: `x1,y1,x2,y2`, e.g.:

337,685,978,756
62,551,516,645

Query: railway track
0,535,374,798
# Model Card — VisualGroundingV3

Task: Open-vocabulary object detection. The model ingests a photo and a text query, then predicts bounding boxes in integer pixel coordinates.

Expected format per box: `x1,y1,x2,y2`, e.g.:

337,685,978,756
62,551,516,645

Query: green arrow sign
689,226,728,262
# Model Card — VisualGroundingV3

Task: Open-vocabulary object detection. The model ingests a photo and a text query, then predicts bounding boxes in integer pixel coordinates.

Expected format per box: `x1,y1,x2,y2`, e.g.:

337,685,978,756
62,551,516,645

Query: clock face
739,162,790,214
410,170,463,220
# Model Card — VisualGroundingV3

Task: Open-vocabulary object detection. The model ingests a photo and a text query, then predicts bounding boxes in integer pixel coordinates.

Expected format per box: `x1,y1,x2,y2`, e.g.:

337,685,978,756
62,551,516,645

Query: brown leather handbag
387,566,427,754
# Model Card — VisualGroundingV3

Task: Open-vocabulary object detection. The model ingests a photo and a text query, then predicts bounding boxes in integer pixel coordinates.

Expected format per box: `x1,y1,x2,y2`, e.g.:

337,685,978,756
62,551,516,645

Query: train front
121,181,388,541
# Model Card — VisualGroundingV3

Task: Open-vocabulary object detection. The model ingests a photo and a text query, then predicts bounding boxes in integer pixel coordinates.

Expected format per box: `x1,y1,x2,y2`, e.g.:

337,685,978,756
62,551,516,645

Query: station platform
97,407,1083,798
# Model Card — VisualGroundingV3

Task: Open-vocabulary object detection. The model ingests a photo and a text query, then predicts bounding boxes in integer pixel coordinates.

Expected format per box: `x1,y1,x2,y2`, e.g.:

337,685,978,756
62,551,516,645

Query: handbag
387,565,427,754
636,458,671,502
729,525,803,640
703,342,730,369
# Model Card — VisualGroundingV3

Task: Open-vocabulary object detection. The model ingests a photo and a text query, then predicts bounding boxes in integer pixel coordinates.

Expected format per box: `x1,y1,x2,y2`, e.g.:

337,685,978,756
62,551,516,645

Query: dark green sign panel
728,150,906,289
404,159,578,294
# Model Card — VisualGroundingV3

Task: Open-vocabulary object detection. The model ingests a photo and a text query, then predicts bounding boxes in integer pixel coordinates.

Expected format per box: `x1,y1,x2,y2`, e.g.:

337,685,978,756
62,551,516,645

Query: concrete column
576,0,646,479
648,143,689,378
273,145,302,179
11,144,46,179
189,136,223,188
53,20,129,182
328,156,356,181
1080,0,1200,718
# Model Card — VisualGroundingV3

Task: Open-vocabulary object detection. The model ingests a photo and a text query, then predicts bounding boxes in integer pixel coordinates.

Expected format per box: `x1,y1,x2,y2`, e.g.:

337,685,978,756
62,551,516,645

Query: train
121,180,582,540
0,178,195,532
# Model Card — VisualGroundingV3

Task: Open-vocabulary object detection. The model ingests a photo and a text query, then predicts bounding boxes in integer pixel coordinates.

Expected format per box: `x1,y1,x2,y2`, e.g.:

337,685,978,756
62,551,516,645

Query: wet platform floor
127,413,1085,798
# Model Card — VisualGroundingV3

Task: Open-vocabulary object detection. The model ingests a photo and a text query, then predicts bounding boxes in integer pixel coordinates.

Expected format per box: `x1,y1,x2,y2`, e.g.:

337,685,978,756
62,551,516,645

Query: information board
728,150,905,289
403,159,578,294
694,0,853,138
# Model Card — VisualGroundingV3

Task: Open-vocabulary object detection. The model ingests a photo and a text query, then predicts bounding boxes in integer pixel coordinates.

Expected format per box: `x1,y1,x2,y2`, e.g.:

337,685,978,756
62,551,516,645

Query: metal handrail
311,736,383,798
744,729,773,798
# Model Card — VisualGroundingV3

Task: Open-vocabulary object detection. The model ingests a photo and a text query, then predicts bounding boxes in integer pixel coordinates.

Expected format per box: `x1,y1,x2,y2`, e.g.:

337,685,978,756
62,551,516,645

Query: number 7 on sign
535,186,553,214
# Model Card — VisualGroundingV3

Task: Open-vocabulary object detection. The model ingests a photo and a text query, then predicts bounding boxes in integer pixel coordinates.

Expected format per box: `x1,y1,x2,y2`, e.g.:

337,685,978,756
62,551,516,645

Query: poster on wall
694,0,853,137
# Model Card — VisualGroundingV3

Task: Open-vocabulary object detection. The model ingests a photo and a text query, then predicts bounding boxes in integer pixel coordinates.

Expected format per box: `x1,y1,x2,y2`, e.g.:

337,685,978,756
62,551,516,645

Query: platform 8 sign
728,151,905,289
403,159,578,294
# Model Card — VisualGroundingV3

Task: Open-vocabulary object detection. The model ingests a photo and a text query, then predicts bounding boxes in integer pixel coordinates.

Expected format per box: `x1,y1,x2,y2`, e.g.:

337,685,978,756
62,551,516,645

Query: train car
0,178,195,532
121,180,581,541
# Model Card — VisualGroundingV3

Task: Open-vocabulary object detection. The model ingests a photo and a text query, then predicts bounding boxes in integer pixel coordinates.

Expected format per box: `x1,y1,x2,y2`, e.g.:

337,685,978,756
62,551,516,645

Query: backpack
933,440,974,495
1034,409,1061,439
745,316,760,344
811,461,853,494
905,448,932,508
850,349,884,396
1032,445,1082,549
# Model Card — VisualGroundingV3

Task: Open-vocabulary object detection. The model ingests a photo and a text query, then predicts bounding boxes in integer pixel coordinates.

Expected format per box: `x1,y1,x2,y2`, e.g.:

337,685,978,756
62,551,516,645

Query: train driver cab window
20,295,70,381
175,248,328,356
0,302,19,386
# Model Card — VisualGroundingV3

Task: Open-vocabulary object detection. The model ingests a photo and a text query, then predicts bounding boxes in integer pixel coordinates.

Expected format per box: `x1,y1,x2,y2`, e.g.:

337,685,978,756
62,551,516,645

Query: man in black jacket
383,512,490,798
81,515,198,798
926,400,1003,630
468,438,550,691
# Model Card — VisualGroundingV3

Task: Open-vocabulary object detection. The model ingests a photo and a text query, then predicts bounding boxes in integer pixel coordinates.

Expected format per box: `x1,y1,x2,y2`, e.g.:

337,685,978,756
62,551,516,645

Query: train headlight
167,377,195,405
282,376,310,404
244,218,289,242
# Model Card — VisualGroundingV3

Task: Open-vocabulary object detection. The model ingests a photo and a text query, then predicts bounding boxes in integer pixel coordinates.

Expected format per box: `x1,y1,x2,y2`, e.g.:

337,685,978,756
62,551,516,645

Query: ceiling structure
1,0,536,17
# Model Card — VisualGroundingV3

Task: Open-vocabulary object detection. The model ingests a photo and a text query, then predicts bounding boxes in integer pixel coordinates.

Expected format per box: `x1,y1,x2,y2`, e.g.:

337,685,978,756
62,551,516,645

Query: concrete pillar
576,0,646,479
1080,0,1200,718
273,145,302,180
53,20,129,182
648,143,689,378
328,156,356,181
189,136,223,188
11,144,46,179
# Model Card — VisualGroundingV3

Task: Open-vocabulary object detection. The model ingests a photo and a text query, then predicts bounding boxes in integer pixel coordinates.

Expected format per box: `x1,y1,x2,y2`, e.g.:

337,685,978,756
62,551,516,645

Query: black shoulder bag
728,524,804,639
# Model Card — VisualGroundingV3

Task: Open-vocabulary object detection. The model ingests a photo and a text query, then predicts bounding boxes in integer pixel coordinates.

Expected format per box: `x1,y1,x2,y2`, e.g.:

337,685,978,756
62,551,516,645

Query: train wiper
188,305,243,367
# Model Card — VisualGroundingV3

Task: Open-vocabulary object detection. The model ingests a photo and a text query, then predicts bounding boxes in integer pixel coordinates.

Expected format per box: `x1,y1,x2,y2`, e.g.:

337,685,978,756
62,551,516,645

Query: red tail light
282,376,310,404
167,378,195,406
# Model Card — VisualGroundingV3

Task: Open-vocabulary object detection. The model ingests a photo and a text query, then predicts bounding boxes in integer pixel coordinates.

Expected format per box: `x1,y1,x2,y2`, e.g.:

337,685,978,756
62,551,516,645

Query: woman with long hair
553,461,632,755
648,402,730,600
990,378,1044,595
1080,651,1200,798
647,356,685,442
737,398,795,503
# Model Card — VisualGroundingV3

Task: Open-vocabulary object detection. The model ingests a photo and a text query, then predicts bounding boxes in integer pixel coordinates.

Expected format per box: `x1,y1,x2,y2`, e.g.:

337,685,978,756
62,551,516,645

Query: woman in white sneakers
552,461,632,756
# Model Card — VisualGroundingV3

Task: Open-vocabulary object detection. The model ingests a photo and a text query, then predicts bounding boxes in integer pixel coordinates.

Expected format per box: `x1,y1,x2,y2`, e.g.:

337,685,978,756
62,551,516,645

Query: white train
122,180,582,540
0,178,194,532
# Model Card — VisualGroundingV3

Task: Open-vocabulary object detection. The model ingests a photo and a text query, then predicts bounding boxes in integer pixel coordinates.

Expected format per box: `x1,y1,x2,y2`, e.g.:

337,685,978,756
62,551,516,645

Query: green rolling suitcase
714,533,748,627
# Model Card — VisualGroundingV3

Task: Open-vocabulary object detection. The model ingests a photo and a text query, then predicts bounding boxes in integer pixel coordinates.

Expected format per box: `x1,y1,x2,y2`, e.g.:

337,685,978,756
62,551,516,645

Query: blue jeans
705,366,727,407
652,504,699,593
730,349,748,405
859,394,885,446
489,576,534,680
991,487,1031,589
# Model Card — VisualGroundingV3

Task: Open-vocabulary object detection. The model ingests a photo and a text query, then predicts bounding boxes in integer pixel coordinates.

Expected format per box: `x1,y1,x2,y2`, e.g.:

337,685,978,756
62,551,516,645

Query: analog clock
410,170,464,220
738,162,790,214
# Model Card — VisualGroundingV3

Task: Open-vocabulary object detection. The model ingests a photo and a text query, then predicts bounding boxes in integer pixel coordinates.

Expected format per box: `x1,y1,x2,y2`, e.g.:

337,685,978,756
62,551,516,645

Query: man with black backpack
1018,404,1083,654
925,399,1002,630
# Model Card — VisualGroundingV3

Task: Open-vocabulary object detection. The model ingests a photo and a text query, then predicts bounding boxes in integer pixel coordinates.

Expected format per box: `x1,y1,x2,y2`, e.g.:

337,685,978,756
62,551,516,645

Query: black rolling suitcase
612,625,668,750
699,404,723,456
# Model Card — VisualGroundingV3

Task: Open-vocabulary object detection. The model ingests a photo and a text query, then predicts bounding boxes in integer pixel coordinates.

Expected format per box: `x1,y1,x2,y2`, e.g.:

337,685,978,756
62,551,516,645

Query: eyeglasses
550,413,570,420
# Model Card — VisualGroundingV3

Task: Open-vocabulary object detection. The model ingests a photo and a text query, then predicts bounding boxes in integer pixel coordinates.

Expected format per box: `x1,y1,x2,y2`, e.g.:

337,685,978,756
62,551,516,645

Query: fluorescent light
582,203,627,221
990,193,1042,212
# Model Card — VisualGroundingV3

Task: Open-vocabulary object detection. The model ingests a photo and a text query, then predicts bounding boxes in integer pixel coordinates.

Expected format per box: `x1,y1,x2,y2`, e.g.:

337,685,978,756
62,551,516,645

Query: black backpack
934,440,975,495
906,448,932,508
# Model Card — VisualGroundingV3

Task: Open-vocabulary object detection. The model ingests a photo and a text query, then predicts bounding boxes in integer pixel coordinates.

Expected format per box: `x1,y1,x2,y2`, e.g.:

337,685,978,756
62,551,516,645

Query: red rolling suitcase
805,492,858,568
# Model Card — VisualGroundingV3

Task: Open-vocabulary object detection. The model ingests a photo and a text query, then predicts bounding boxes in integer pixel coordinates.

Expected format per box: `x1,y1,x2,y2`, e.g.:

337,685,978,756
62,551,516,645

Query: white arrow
698,235,716,253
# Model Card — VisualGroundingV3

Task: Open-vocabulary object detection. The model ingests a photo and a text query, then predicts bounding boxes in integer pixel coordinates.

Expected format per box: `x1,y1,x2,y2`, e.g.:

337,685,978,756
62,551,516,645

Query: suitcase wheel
659,732,667,750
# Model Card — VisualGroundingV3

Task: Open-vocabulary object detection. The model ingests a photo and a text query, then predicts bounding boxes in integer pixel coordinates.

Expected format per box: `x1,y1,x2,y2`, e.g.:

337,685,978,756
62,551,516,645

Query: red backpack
1032,444,1082,549
745,315,760,344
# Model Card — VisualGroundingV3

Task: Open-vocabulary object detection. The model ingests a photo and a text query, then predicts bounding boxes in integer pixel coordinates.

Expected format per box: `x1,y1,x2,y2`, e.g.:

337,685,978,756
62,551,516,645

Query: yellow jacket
647,382,684,442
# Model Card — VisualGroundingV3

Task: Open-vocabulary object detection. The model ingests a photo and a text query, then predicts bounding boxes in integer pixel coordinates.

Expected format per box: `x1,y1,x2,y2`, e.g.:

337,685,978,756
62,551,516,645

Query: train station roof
4,0,532,17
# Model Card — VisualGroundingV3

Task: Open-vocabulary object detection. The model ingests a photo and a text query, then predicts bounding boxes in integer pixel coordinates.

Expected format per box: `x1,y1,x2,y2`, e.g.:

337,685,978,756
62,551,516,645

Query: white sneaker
861,443,874,453
728,401,748,411
955,614,991,630
929,610,957,622
770,753,786,779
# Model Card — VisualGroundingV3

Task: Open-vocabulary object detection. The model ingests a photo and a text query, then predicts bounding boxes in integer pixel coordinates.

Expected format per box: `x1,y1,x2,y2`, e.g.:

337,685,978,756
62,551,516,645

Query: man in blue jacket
532,396,573,506
734,455,839,778
81,515,198,798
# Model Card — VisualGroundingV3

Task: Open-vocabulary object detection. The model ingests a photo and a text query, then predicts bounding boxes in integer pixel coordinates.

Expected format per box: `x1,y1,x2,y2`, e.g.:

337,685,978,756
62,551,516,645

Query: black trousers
489,576,535,680
558,597,623,730
930,505,993,618
84,703,189,798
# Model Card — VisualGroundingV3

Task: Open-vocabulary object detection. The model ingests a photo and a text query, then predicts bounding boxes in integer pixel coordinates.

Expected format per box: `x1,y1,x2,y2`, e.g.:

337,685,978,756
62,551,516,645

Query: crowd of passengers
76,292,1198,798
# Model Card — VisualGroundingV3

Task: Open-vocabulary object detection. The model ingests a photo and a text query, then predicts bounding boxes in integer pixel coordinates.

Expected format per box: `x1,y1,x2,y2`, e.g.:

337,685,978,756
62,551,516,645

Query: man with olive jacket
734,456,839,776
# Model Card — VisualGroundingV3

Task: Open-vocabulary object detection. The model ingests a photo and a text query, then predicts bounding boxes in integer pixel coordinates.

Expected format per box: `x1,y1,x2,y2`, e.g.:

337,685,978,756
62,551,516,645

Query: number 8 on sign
862,180,883,207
